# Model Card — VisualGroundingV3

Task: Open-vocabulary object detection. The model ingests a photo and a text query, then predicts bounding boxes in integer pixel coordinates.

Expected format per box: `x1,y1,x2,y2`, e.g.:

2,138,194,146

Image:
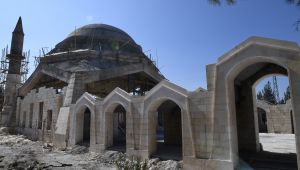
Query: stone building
2,17,300,169
257,99,294,134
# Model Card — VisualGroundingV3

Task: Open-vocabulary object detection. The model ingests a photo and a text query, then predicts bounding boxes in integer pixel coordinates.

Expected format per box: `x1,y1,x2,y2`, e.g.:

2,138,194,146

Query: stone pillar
206,64,216,91
235,82,259,152
63,73,86,107
212,75,232,162
54,73,86,149
106,111,113,148
288,68,300,167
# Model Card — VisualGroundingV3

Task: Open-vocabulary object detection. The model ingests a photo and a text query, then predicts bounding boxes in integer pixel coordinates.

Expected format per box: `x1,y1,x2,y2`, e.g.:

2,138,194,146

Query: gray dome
49,24,141,54
67,24,135,42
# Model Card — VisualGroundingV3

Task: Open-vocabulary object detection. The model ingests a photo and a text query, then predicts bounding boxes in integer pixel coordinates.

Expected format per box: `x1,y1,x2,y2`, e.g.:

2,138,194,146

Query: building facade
2,18,300,170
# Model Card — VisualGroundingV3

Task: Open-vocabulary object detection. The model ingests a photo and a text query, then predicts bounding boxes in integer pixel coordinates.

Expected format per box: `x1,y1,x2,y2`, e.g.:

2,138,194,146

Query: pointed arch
70,92,97,146
211,37,300,168
143,80,195,158
102,87,132,152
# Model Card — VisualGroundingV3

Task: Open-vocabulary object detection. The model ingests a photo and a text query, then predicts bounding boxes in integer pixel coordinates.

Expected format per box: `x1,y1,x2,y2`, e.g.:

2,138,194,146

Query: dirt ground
0,129,295,170
0,128,182,170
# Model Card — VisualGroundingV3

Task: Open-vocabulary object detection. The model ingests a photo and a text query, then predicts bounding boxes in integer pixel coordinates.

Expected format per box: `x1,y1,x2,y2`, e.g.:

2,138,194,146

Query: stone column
54,73,86,149
235,82,259,152
288,68,300,167
63,73,86,107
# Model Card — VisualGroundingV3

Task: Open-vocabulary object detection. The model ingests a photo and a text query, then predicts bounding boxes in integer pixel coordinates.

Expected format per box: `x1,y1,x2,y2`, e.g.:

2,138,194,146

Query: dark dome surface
49,24,141,54
67,24,135,42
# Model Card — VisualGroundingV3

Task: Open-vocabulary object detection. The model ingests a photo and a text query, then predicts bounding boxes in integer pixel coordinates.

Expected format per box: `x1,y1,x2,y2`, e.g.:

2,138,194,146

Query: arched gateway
211,37,300,169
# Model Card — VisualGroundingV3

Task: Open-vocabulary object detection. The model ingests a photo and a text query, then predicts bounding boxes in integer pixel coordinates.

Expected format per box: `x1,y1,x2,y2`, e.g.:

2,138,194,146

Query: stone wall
188,89,214,159
15,86,64,142
65,80,213,168
14,79,229,169
257,99,293,134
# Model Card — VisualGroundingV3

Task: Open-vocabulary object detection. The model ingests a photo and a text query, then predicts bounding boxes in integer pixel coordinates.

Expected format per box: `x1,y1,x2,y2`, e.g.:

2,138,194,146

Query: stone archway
102,88,132,153
75,106,93,146
232,62,298,169
147,99,183,160
104,102,128,152
69,92,97,148
229,62,298,168
83,108,91,144
143,80,195,161
220,60,299,169
232,63,288,153
211,37,300,169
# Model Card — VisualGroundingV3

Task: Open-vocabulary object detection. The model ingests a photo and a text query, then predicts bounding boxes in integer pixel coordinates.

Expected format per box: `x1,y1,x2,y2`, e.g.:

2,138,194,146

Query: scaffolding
0,46,9,89
273,76,280,103
21,50,30,84
0,46,30,90
34,47,47,68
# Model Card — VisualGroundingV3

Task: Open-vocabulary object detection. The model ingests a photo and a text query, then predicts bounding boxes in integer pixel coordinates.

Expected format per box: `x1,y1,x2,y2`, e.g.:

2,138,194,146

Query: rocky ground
0,128,182,170
0,130,294,170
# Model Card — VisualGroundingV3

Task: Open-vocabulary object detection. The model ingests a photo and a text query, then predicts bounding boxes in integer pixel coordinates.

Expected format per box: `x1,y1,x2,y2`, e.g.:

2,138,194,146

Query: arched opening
75,107,91,146
257,107,268,133
107,104,127,152
83,108,91,144
149,99,182,160
232,62,297,169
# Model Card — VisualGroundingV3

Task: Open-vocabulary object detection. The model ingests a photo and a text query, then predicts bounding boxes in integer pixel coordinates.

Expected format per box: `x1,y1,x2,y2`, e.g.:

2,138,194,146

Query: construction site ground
0,130,297,170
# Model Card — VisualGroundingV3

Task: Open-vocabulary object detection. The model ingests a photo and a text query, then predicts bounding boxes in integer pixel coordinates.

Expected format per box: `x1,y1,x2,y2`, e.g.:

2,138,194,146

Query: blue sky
0,0,298,97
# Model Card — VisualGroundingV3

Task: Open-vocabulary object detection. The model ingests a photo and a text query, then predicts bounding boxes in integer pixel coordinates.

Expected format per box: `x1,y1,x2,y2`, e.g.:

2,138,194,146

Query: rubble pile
148,159,182,170
0,130,182,169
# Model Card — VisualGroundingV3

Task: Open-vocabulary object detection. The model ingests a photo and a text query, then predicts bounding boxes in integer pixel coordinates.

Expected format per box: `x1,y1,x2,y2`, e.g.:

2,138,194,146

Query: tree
209,0,300,6
284,86,291,102
257,83,291,105
279,98,286,104
208,0,235,5
286,0,300,6
257,81,277,104
257,91,263,100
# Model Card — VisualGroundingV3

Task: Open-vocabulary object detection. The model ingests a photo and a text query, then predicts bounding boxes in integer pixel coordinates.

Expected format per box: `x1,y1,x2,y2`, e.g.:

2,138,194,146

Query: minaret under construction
1,17,24,127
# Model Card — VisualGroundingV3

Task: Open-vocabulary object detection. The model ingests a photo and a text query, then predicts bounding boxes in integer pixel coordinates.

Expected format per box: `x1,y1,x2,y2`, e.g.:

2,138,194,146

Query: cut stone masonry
2,19,300,170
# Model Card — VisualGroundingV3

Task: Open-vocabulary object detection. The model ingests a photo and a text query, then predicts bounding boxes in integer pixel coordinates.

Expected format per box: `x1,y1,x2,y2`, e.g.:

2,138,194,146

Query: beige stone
2,20,300,170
